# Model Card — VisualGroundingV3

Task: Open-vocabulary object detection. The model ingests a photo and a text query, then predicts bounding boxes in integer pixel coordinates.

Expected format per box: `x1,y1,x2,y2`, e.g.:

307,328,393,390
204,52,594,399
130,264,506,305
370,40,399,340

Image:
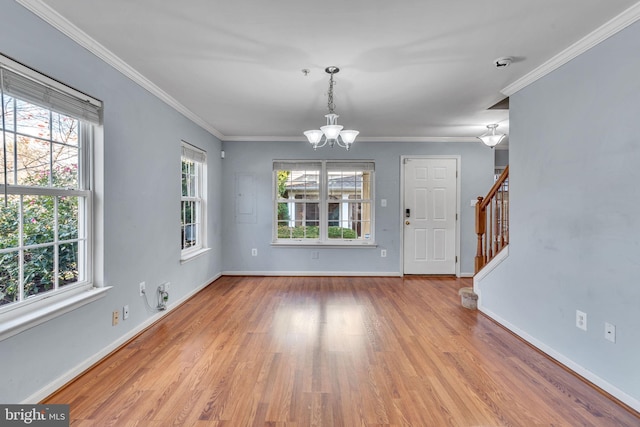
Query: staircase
475,166,509,274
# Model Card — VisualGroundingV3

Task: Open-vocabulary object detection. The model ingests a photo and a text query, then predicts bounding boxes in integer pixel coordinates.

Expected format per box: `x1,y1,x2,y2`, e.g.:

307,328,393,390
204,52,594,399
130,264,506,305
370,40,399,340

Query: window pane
0,195,19,249
327,202,372,240
0,134,15,185
52,144,79,189
51,112,78,145
58,196,78,241
16,99,50,140
280,169,320,201
189,168,196,196
0,251,19,306
23,195,55,245
17,136,51,186
24,246,55,297
1,96,16,132
277,202,290,222
58,242,78,286
181,161,189,197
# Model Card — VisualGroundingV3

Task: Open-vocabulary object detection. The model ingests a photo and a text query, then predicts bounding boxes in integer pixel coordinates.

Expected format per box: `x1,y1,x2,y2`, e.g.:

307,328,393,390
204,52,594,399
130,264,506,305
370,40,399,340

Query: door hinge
455,256,458,263
456,213,458,220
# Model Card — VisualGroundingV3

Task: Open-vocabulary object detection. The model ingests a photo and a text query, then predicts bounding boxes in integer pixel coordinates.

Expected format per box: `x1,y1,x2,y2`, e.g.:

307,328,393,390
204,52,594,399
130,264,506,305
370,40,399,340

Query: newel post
475,196,485,274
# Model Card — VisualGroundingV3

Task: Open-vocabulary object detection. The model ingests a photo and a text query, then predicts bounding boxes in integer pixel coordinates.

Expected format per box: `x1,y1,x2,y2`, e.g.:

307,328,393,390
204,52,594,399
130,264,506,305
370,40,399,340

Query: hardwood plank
45,276,640,426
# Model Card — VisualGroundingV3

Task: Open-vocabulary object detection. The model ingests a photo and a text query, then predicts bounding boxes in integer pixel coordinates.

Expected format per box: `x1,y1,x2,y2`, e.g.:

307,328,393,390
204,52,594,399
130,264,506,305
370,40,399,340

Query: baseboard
24,273,221,404
478,303,640,413
222,270,402,277
459,272,475,278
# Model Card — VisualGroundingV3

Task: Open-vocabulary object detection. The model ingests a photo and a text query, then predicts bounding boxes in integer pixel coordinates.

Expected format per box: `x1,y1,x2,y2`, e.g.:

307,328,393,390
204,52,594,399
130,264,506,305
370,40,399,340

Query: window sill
272,242,377,248
180,247,211,264
0,285,111,342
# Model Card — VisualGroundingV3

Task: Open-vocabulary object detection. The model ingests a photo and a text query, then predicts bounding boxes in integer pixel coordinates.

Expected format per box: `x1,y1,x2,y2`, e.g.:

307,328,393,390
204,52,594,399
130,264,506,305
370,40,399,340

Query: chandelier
304,66,359,151
477,124,506,148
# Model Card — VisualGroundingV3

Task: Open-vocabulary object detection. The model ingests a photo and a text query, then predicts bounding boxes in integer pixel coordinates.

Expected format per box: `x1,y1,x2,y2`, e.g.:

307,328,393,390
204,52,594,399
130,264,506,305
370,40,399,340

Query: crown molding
16,0,225,140
502,2,640,96
223,135,480,143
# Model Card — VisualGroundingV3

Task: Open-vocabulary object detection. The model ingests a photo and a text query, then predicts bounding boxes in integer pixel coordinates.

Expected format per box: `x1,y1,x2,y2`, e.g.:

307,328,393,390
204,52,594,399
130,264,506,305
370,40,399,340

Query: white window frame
0,54,107,341
180,141,208,262
272,160,375,246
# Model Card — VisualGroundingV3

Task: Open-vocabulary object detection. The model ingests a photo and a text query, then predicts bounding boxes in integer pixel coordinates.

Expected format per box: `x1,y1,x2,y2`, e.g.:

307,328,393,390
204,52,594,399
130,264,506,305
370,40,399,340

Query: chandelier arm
315,138,329,149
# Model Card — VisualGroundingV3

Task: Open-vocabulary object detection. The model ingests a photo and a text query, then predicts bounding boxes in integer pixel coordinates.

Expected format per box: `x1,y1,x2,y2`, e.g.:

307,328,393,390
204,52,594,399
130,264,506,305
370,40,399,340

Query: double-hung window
274,160,375,245
0,57,101,316
181,141,207,259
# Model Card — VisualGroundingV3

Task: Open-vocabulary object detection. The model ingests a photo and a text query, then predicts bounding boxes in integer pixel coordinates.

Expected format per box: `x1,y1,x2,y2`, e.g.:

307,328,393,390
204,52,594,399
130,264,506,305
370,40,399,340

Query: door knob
405,221,410,225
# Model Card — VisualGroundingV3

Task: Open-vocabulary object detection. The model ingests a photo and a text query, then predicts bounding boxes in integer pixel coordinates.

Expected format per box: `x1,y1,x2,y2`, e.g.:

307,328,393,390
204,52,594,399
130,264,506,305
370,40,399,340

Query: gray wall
476,20,640,405
221,141,493,275
0,2,222,402
494,148,509,168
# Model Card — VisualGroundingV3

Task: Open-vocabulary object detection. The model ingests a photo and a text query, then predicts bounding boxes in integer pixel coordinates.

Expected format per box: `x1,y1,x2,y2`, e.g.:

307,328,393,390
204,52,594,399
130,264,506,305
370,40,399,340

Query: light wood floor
45,276,639,426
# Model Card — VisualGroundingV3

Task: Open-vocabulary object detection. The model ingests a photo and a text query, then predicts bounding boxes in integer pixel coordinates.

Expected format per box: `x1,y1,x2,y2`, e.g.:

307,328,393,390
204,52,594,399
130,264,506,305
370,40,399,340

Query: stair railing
475,166,509,274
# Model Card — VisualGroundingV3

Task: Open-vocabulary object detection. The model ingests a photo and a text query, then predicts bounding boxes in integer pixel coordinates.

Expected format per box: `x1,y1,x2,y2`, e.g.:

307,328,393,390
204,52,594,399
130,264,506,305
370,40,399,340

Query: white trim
180,247,211,264
459,272,475,278
473,245,509,284
224,135,480,143
222,270,401,277
16,0,224,140
477,304,640,413
399,155,461,277
502,3,640,96
21,273,220,404
271,242,377,248
0,286,110,341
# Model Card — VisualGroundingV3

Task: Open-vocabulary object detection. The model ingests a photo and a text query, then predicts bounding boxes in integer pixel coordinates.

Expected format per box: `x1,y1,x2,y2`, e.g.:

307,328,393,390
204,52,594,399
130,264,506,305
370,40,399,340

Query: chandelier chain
327,72,336,114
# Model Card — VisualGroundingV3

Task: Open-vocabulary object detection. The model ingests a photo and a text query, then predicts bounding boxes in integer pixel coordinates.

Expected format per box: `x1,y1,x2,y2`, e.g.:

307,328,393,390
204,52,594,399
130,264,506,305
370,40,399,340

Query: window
181,142,207,259
0,58,101,315
274,160,374,245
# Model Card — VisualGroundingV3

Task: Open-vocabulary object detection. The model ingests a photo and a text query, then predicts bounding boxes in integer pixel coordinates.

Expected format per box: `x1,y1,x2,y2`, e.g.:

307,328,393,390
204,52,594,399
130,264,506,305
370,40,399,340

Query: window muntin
0,63,98,310
274,161,374,244
181,142,206,257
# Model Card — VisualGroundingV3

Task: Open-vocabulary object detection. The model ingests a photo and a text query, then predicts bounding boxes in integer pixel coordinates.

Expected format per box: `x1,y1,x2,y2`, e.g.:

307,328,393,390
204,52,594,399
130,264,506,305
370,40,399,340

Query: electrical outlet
112,310,119,326
576,310,587,331
381,249,387,257
604,322,616,343
123,305,129,320
139,281,146,296
251,248,258,256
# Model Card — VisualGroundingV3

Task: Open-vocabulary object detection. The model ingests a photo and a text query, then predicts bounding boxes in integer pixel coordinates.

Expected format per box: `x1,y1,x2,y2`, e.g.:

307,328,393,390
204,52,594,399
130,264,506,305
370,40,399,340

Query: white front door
403,158,457,275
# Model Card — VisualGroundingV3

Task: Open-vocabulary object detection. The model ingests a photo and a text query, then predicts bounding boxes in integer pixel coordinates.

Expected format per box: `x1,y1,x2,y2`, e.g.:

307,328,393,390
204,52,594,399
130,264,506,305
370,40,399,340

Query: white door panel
403,158,457,274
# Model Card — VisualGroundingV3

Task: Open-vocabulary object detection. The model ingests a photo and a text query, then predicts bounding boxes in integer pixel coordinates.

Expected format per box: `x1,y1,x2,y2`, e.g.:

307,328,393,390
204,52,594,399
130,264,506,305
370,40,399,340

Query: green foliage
277,225,357,239
328,226,357,239
277,171,290,221
0,166,79,305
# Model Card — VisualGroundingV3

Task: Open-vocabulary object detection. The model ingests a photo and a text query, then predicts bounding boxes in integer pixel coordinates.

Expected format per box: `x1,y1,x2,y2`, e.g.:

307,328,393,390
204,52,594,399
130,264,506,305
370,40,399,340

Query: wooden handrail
475,166,509,274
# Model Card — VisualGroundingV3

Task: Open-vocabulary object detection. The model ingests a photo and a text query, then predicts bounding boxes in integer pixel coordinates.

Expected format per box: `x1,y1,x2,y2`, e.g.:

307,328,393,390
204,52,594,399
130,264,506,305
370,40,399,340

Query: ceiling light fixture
304,66,358,151
477,124,506,148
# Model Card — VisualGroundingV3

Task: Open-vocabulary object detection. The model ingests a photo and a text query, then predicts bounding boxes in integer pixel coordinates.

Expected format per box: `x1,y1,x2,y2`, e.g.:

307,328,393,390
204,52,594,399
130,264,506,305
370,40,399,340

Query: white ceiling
22,0,640,142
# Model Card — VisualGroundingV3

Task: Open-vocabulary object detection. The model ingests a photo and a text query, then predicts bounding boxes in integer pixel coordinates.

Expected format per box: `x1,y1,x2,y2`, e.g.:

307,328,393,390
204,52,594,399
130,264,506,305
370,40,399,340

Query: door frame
400,155,461,277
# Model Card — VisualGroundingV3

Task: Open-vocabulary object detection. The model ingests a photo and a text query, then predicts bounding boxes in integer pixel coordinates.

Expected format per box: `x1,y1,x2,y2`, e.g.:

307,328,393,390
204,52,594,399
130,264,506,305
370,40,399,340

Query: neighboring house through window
274,160,375,245
181,141,207,260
